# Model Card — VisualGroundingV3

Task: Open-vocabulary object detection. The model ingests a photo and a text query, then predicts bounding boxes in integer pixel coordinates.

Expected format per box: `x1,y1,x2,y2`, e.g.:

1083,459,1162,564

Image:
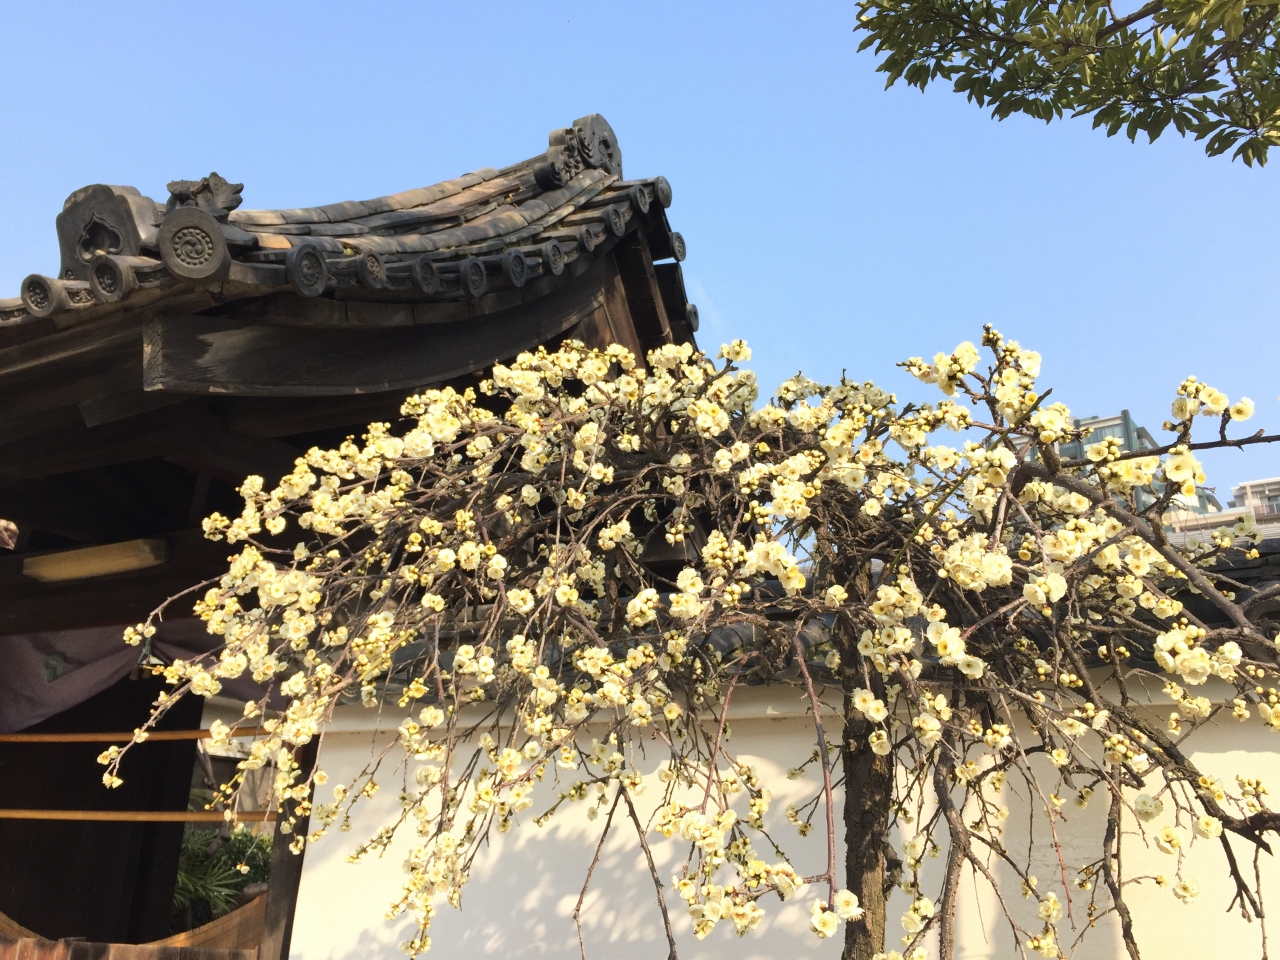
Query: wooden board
5,891,262,952
0,910,37,940
598,260,645,362
0,406,303,485
143,262,610,397
150,896,264,952
0,940,254,960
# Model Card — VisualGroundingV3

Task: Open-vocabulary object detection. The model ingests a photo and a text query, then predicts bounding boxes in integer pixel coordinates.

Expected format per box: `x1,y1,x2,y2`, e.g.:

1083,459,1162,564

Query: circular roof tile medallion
357,250,388,289
503,249,528,289
654,176,673,209
605,205,626,238
542,240,565,277
629,184,650,215
413,257,442,296
21,274,68,318
459,257,487,299
671,232,687,263
286,243,329,298
158,207,231,282
88,255,137,303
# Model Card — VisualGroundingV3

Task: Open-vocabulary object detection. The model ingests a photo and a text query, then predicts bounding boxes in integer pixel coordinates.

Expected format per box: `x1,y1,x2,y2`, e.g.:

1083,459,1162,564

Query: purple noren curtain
0,620,269,733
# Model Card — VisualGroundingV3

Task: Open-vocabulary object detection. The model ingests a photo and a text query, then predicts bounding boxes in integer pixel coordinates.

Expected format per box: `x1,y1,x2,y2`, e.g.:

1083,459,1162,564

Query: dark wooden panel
0,479,146,542
216,392,415,440
0,315,142,391
643,206,681,262
0,409,177,483
0,575,223,637
80,391,188,429
598,259,645,363
0,677,203,943
0,406,85,446
0,461,206,544
161,411,302,485
0,407,303,485
143,262,609,397
0,358,139,424
568,292,616,353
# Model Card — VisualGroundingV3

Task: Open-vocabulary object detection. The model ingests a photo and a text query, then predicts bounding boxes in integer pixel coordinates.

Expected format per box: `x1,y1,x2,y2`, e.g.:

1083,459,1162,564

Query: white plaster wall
274,690,1280,960
288,688,858,960
940,713,1280,960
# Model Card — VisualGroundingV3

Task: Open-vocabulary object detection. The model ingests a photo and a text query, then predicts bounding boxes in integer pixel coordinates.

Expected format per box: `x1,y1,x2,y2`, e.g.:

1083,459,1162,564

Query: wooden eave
0,114,698,634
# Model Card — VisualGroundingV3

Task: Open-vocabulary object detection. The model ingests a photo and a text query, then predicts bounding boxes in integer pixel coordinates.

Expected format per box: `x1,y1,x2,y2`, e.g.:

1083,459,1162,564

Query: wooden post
259,740,318,960
612,231,673,355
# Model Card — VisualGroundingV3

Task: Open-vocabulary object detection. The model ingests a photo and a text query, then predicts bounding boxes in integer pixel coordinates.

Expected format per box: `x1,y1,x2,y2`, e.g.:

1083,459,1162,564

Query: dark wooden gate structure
0,114,695,959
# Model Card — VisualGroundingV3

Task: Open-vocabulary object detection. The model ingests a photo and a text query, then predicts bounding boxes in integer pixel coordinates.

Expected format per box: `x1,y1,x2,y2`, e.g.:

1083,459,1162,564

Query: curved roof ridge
228,168,504,227
0,115,688,343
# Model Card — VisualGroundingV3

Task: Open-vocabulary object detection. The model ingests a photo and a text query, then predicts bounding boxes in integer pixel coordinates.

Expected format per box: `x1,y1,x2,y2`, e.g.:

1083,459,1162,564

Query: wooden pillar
259,740,317,960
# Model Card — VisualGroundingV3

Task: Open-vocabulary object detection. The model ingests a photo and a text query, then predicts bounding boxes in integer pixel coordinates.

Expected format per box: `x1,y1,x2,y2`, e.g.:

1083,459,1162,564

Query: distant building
1056,411,1280,546
1170,476,1280,545
1058,409,1159,460
1231,477,1280,516
1059,410,1223,516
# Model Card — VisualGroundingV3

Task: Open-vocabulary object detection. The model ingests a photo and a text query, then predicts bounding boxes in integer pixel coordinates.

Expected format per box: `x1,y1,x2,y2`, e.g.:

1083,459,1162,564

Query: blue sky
0,1,1275,496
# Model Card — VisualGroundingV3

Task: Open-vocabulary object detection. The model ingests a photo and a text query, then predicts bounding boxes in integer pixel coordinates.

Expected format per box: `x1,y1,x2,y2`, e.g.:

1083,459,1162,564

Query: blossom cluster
106,328,1279,958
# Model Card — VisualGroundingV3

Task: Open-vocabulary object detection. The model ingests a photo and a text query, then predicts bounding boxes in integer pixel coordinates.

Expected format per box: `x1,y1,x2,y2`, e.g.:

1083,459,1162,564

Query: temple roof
0,115,698,635
0,114,687,338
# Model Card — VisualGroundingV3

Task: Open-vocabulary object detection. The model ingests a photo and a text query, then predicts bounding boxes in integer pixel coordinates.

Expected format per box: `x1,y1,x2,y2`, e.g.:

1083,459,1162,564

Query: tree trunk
841,687,897,960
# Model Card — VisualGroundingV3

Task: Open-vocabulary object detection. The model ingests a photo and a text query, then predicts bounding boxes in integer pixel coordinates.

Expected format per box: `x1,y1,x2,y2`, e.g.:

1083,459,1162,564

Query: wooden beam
653,262,697,346
143,262,610,396
0,479,139,541
163,411,303,485
0,577,221,636
217,392,414,440
0,311,141,390
0,810,275,823
0,729,264,743
0,530,231,635
567,283,618,353
643,206,683,263
80,389,187,428
0,351,138,421
0,404,302,483
0,407,176,481
0,405,84,446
